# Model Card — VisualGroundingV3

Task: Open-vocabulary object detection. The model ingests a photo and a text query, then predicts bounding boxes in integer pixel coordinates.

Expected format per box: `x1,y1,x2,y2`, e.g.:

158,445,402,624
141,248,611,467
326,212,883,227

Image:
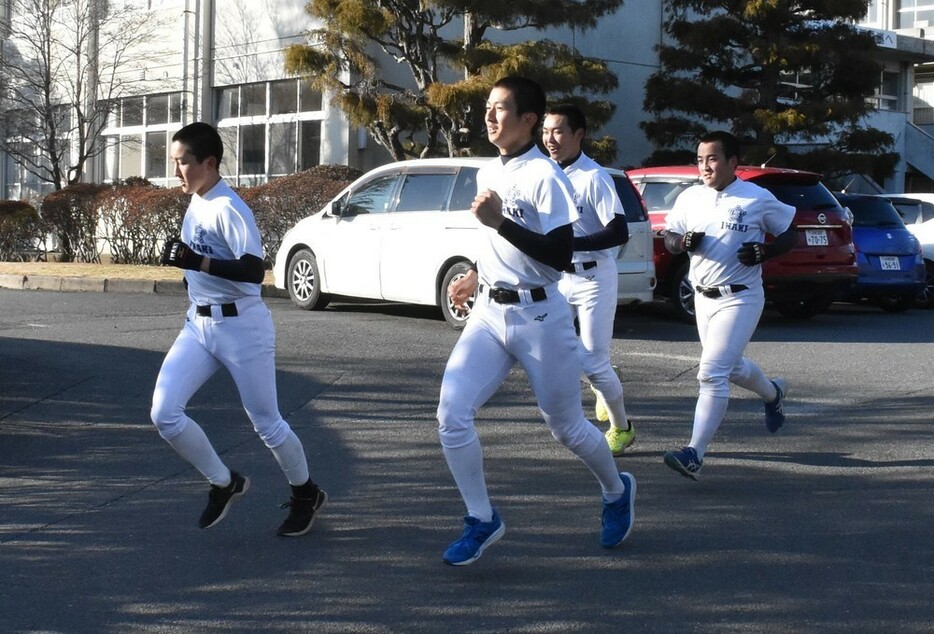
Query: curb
0,273,288,299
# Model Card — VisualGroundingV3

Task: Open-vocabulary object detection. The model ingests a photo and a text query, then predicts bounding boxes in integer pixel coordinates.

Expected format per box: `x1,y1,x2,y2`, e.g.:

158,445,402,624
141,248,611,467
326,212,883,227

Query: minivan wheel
440,261,475,329
669,260,695,323
287,248,330,310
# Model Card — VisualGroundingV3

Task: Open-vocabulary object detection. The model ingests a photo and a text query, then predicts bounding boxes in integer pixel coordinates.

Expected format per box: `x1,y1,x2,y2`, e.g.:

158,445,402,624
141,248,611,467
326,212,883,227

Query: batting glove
737,241,767,266
681,231,705,252
161,238,204,270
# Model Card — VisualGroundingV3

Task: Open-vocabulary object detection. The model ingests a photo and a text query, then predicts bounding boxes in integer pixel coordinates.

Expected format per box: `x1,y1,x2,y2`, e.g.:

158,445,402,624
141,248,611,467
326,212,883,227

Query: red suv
626,166,857,321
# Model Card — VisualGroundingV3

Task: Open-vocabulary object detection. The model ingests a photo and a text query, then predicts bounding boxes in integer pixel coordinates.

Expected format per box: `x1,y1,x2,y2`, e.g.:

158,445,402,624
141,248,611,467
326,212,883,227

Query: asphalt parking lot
1,288,932,633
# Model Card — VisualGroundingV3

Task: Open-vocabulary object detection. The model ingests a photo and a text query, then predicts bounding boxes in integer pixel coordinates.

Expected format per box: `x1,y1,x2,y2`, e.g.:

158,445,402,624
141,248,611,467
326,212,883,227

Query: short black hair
545,103,587,133
172,122,224,165
493,76,546,129
699,130,740,161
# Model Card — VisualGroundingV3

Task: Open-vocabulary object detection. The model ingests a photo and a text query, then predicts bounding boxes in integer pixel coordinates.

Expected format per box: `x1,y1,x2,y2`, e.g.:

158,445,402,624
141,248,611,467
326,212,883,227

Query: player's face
542,114,584,164
696,141,738,191
485,87,536,155
171,140,218,196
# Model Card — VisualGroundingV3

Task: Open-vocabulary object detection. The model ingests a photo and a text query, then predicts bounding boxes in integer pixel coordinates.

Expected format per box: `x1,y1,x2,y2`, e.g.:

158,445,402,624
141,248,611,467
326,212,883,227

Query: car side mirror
329,195,350,218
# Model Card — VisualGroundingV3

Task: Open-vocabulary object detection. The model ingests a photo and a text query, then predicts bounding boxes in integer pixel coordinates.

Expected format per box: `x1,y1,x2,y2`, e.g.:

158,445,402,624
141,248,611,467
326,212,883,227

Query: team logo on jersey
190,224,214,255
501,185,525,220
573,191,584,215
534,313,548,322
721,206,749,232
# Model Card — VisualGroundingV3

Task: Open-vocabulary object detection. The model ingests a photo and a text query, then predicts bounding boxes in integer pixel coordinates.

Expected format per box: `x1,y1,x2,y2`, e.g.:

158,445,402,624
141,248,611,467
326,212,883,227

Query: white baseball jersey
564,152,624,263
181,179,264,305
666,178,794,289
475,145,577,289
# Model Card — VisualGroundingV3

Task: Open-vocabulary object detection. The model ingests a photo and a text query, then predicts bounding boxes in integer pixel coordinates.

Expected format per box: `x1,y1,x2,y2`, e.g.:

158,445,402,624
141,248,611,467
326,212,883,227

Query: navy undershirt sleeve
208,253,266,284
497,221,573,271
573,214,629,252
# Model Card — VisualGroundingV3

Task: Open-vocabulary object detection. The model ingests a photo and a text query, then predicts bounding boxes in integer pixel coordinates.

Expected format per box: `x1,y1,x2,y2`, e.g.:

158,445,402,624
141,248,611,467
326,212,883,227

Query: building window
269,122,296,174
119,135,143,178
242,83,266,116
122,97,144,127
271,82,297,115
2,104,70,198
299,120,321,170
912,77,934,124
897,1,934,29
218,86,240,119
215,79,325,184
101,91,185,185
0,0,11,37
864,0,883,27
777,69,814,104
145,131,167,179
239,124,265,175
873,70,901,111
300,82,322,112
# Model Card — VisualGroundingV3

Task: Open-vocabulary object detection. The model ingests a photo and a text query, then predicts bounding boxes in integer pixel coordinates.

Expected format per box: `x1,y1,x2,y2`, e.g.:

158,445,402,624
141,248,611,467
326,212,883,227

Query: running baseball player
151,122,326,535
662,130,796,480
542,103,635,456
439,77,636,566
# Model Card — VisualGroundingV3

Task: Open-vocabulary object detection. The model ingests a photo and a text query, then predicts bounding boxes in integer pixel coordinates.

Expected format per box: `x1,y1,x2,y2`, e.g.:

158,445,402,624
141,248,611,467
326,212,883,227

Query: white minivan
273,158,655,328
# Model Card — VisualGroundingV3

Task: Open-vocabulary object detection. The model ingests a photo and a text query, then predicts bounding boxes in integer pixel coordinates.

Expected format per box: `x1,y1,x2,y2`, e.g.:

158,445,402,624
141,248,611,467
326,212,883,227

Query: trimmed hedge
0,199,46,261
4,164,362,265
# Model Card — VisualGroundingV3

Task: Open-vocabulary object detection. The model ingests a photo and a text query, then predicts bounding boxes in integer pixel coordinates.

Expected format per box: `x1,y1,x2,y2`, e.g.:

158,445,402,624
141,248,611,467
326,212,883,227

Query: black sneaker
277,485,328,537
199,471,250,529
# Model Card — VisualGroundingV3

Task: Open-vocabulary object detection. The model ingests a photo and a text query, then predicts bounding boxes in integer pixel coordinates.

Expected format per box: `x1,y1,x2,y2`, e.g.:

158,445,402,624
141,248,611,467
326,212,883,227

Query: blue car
833,193,925,312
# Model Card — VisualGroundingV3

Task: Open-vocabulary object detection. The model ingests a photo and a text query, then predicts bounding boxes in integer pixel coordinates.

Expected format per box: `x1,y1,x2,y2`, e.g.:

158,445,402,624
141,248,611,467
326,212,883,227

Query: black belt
196,302,238,317
480,284,547,304
564,261,598,274
695,284,748,299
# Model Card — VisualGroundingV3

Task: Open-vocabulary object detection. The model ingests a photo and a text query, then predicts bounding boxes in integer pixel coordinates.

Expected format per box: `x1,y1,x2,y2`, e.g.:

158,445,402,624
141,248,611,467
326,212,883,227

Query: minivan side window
344,174,398,215
449,167,479,211
396,173,457,212
612,176,648,222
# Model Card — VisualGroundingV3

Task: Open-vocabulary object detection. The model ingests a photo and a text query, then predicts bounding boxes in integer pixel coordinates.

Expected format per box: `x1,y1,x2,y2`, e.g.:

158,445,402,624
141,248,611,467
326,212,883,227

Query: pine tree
284,0,624,162
641,0,898,182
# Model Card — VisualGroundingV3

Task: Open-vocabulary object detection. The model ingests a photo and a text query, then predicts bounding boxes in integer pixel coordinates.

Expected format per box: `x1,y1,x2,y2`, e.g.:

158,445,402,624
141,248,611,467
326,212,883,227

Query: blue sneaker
664,446,702,480
764,378,786,432
601,472,636,548
442,511,505,566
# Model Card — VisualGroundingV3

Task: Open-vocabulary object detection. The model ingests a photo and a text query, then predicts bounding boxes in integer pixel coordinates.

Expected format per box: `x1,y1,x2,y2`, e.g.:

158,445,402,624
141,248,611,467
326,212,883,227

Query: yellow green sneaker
605,423,635,456
590,385,609,422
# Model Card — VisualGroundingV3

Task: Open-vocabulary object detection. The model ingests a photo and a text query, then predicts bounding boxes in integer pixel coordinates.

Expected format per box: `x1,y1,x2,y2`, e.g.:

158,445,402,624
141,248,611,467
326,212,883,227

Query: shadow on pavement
1,335,932,632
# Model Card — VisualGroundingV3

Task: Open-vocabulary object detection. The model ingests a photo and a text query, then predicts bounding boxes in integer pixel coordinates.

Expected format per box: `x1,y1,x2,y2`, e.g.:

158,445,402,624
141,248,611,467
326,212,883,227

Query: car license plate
880,256,900,271
805,229,828,246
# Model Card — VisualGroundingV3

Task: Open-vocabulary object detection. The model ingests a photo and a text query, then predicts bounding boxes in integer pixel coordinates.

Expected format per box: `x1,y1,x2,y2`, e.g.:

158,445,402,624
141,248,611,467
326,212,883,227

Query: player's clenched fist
449,268,478,310
471,190,505,229
737,241,767,266
161,238,204,270
681,231,705,252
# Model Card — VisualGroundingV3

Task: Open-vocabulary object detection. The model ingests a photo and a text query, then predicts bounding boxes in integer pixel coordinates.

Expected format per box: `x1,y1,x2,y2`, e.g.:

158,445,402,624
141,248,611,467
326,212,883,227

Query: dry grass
0,261,275,284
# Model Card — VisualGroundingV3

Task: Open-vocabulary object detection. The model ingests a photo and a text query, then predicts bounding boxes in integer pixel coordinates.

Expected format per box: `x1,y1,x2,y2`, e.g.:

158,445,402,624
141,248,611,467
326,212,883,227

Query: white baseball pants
151,296,293,450
558,259,623,401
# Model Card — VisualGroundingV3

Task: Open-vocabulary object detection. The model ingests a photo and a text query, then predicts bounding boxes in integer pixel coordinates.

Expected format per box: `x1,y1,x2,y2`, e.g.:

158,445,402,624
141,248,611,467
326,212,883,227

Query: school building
2,0,933,200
